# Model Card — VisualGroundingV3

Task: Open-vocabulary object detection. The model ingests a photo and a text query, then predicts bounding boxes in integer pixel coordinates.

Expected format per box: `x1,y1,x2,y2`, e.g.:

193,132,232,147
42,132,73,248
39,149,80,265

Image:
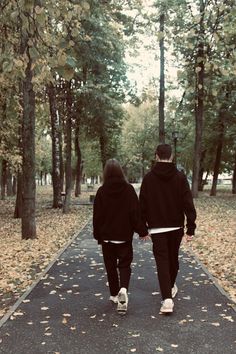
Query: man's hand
184,234,193,242
140,234,151,241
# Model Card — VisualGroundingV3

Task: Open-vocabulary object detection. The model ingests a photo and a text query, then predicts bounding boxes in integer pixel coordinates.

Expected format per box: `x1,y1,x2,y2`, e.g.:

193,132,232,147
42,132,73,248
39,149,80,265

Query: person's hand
140,234,151,241
184,234,193,243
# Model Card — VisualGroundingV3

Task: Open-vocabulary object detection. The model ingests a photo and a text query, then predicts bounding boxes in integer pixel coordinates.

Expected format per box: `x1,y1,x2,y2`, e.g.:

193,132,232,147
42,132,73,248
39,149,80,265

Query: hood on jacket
102,178,129,196
151,162,178,180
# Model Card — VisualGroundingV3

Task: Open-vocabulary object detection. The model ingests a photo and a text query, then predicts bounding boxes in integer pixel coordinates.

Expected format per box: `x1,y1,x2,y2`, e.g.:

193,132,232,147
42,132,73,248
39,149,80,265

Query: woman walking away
93,159,149,315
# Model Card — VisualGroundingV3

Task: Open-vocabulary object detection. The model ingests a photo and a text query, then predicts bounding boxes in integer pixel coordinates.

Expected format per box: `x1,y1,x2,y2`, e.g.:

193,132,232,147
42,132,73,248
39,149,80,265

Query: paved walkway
0,222,235,354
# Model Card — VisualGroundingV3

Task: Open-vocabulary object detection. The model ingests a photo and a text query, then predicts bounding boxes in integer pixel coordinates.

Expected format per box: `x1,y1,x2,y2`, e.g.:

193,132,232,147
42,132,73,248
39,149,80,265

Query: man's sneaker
159,298,174,314
109,295,118,304
172,284,178,298
117,287,128,315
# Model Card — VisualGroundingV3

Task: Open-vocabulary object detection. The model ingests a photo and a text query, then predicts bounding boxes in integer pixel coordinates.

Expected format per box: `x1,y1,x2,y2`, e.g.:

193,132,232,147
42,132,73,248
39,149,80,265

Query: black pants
102,241,133,296
151,229,183,300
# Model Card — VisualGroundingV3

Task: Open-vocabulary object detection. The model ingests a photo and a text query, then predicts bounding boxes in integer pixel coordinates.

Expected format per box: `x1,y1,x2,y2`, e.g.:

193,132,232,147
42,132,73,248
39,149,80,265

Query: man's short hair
155,144,172,160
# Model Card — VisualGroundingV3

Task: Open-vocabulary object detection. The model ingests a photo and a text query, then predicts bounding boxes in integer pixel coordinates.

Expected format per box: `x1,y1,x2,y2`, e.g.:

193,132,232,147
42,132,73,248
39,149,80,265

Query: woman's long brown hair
103,158,127,184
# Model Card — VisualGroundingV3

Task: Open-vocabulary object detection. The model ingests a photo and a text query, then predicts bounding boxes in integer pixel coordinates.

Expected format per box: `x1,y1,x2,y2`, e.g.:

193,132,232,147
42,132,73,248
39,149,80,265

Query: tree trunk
210,111,225,196
59,112,64,192
47,83,62,207
232,149,236,194
198,168,204,192
1,159,7,200
74,127,82,197
159,13,165,144
6,167,13,196
14,80,23,213
21,44,36,239
203,170,209,191
198,149,206,191
192,0,205,198
99,129,109,169
12,175,17,195
63,82,72,213
14,171,23,218
0,160,1,196
40,171,43,186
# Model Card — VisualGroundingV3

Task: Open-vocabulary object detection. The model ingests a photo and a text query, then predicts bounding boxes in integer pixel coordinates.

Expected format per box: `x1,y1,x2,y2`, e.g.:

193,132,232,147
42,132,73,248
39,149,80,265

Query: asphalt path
0,222,235,354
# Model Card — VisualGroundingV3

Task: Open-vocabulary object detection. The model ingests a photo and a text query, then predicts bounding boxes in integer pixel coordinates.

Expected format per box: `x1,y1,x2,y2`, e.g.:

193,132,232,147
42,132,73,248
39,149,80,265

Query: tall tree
47,83,62,208
20,1,41,239
63,82,73,213
191,0,205,198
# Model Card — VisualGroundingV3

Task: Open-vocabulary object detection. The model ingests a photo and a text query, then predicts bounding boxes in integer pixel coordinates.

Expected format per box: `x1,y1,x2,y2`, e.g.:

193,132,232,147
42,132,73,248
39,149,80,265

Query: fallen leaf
211,322,220,326
41,307,49,311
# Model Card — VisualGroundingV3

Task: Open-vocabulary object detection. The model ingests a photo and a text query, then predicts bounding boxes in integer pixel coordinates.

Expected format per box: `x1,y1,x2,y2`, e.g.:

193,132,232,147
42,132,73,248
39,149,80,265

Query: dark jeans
102,241,133,296
151,229,184,300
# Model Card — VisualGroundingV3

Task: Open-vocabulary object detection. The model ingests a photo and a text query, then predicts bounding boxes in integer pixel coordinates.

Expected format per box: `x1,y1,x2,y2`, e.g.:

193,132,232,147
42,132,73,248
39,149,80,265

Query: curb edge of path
0,221,90,329
184,245,236,312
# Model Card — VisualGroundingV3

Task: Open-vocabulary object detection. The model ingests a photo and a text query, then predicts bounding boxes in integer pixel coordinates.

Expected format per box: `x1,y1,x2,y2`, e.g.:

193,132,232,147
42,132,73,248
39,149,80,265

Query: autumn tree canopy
0,0,236,238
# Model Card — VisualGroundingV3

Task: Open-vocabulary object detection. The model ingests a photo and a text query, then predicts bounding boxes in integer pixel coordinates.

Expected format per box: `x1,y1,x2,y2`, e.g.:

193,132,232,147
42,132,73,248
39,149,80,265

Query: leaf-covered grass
0,186,93,318
183,190,236,303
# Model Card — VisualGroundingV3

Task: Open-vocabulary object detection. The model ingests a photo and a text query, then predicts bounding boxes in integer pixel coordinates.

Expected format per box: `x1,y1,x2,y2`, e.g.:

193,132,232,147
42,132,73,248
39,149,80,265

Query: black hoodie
139,162,196,235
93,179,148,244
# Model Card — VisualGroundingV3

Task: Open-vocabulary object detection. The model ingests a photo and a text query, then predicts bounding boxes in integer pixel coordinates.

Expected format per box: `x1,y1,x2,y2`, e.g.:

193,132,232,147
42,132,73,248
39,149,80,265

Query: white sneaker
109,295,118,304
172,284,178,298
117,287,128,315
159,298,174,314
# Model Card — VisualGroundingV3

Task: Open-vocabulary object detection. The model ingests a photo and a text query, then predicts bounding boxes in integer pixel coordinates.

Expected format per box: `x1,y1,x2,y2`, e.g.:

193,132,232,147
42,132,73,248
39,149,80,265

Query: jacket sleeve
129,186,148,237
93,188,103,244
182,175,197,235
139,178,148,229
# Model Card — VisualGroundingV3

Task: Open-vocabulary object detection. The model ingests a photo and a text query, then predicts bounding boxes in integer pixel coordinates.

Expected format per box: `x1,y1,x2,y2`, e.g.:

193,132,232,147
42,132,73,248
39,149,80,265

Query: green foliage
120,96,158,181
0,0,235,186
81,138,103,179
169,0,236,176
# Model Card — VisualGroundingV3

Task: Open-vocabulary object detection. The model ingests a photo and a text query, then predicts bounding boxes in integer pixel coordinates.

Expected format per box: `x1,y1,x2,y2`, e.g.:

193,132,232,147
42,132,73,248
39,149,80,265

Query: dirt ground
0,185,235,319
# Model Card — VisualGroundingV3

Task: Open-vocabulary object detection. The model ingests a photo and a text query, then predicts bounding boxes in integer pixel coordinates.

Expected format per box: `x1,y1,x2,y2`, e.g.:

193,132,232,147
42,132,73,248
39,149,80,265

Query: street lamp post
172,131,178,165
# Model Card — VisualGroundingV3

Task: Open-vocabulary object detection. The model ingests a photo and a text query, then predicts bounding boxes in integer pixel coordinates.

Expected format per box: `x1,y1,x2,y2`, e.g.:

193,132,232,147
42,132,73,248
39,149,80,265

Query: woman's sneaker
117,287,128,315
159,298,174,314
109,295,118,304
172,284,178,298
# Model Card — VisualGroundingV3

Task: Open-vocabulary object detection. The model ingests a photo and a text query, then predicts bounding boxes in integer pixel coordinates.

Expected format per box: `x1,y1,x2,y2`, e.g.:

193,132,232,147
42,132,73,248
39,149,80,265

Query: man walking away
139,144,196,314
